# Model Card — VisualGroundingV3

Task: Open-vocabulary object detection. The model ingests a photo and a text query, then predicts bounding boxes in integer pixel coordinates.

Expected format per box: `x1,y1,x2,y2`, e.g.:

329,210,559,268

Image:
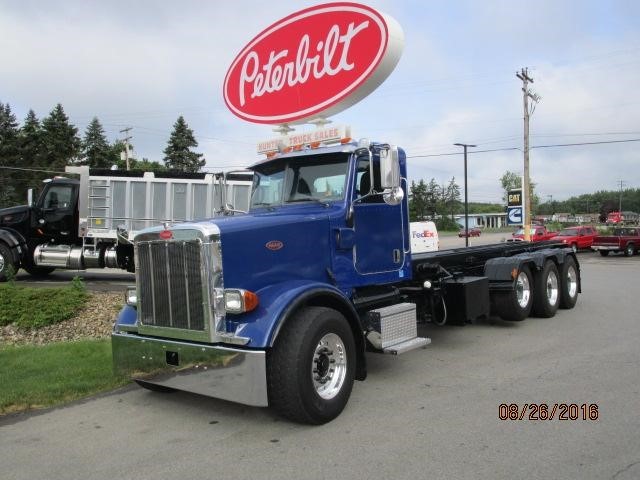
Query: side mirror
27,188,34,206
379,146,401,189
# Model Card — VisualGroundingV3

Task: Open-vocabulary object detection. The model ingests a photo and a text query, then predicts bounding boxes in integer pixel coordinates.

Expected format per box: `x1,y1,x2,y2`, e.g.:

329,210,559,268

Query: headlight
125,285,137,306
223,289,259,314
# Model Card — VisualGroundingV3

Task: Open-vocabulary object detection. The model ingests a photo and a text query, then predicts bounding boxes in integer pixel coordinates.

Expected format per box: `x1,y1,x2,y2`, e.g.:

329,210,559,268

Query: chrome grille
137,240,205,331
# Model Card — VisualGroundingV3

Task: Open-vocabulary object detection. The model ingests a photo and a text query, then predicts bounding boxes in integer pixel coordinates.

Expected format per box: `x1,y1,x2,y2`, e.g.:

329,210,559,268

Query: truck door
38,183,78,240
351,156,405,274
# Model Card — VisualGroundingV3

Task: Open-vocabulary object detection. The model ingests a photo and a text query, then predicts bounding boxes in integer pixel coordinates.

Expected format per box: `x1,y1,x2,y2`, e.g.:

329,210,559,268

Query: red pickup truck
512,225,558,242
550,225,598,253
591,227,640,257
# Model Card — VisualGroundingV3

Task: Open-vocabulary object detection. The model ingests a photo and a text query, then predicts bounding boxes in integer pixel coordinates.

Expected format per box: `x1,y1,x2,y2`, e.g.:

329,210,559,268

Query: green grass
0,277,88,328
0,339,128,414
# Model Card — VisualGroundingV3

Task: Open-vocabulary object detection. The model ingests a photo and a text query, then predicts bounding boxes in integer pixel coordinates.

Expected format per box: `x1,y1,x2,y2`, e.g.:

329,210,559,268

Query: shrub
0,279,88,328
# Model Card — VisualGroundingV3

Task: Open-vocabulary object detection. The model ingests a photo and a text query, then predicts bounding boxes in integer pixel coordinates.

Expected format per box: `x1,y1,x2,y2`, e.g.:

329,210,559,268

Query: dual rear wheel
492,256,578,321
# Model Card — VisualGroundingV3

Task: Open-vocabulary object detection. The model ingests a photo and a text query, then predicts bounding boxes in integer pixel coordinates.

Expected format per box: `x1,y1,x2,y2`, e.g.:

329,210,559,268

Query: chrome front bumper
112,332,268,407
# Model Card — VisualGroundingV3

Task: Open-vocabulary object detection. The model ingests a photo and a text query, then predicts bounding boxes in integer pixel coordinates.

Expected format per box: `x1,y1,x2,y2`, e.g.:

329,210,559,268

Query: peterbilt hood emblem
265,240,284,251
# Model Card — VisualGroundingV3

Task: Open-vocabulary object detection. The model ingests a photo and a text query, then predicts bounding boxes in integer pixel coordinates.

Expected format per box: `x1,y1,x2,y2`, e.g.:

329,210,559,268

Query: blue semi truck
112,139,581,424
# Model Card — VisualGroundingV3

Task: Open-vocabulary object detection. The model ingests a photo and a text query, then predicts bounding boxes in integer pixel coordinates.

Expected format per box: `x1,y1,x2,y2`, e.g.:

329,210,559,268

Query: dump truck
0,166,252,280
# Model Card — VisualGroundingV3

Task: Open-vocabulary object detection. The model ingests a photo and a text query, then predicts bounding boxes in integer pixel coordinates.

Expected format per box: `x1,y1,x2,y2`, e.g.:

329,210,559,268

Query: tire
599,250,609,257
0,242,16,282
267,306,356,424
492,265,533,321
532,260,561,318
624,244,634,257
559,256,579,310
135,379,177,393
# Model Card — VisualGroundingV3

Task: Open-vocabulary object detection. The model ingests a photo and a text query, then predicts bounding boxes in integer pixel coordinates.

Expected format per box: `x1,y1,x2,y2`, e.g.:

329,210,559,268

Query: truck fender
113,304,138,332
0,227,27,265
484,255,537,282
484,248,579,288
231,280,367,381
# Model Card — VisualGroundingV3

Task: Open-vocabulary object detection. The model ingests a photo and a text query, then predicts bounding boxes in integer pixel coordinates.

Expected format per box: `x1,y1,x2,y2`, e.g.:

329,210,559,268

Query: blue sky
1,0,639,204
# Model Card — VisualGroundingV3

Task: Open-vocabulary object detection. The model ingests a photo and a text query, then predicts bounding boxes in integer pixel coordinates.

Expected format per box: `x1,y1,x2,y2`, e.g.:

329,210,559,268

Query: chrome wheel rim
566,265,578,298
516,271,531,309
546,270,559,305
0,253,4,272
312,333,347,400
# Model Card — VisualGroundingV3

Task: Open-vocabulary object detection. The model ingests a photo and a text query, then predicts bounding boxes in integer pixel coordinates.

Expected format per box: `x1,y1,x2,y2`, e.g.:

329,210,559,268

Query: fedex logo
412,230,435,239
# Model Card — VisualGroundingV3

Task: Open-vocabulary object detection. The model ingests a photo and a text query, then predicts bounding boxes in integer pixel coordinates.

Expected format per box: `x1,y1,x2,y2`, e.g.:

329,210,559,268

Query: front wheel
267,306,355,424
0,243,16,282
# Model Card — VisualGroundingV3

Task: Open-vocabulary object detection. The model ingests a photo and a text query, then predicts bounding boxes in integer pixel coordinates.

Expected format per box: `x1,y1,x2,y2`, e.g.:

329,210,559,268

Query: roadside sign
507,206,523,225
507,189,522,207
507,187,523,226
223,2,405,125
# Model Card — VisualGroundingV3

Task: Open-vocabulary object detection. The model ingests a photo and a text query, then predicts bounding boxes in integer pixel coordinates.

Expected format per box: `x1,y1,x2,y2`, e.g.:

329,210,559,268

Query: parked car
592,227,640,256
550,225,598,252
458,227,481,237
511,225,557,242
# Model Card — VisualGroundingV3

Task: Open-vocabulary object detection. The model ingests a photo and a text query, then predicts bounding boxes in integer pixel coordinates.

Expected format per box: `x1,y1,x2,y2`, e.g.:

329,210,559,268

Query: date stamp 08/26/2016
498,403,599,421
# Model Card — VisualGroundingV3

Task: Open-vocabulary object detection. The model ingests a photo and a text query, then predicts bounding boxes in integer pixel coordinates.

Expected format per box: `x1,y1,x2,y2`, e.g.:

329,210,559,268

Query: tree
0,102,20,207
500,171,521,203
409,179,428,221
500,170,539,213
163,116,204,172
82,117,112,168
445,176,461,220
19,110,42,165
14,110,46,201
41,103,81,170
426,178,440,218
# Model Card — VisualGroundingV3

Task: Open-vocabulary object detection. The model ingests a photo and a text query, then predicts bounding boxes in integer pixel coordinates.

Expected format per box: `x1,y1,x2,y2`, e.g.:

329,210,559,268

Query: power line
0,165,71,175
531,138,640,149
407,138,640,158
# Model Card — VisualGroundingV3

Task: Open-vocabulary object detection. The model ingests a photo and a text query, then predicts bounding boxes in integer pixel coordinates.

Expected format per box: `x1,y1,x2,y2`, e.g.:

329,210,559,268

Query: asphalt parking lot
2,247,639,480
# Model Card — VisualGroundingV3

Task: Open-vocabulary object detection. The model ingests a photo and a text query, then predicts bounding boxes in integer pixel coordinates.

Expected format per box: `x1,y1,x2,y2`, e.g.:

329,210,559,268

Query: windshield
250,154,349,209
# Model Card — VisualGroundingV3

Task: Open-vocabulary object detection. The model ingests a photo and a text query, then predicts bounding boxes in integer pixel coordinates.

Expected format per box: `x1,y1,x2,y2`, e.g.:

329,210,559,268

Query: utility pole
119,127,132,171
516,68,539,241
454,143,476,247
618,180,626,212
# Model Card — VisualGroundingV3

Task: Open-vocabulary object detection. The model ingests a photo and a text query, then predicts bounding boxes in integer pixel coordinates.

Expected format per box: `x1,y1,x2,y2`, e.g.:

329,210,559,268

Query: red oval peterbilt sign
223,2,404,125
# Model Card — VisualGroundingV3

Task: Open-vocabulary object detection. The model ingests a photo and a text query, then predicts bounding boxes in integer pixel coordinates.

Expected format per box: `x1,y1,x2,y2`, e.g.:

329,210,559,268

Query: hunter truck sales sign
223,2,404,125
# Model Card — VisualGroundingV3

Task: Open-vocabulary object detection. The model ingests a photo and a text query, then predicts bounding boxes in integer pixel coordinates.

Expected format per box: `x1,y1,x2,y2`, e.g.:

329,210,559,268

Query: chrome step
383,336,431,355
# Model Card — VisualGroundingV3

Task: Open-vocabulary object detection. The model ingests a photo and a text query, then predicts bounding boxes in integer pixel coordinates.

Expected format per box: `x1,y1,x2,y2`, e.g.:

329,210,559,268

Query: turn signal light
224,289,259,314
